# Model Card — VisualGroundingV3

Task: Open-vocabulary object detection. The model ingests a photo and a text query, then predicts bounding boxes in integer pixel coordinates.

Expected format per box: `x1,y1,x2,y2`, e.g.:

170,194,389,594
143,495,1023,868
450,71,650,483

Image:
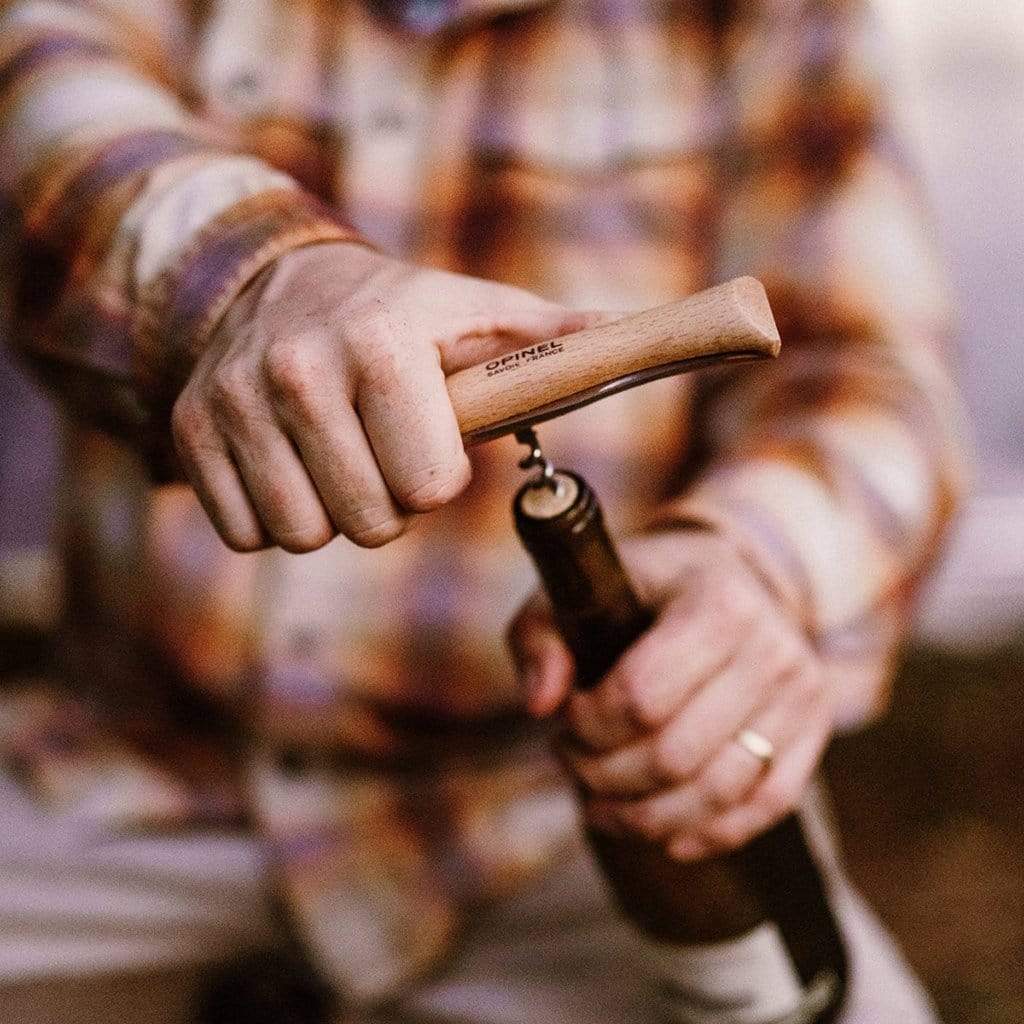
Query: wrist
137,189,365,394
621,526,779,615
644,495,811,634
262,237,387,300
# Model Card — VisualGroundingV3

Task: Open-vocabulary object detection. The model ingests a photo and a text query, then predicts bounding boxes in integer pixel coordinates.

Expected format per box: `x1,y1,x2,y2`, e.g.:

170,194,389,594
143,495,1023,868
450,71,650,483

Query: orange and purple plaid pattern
0,0,966,1003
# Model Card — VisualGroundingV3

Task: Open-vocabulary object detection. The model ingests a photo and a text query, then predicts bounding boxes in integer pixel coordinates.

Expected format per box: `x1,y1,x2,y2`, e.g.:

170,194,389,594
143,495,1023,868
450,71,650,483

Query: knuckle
612,666,661,730
220,524,265,554
170,394,205,451
210,364,257,422
396,459,470,513
353,334,406,391
791,663,823,701
623,799,664,841
706,817,749,851
345,512,407,548
653,731,698,783
705,767,743,810
271,519,334,554
759,777,800,820
715,575,760,626
769,630,806,676
264,337,325,406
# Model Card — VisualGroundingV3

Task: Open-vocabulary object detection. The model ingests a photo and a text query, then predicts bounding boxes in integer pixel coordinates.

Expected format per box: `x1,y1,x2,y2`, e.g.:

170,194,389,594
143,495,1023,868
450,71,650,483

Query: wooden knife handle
448,276,780,444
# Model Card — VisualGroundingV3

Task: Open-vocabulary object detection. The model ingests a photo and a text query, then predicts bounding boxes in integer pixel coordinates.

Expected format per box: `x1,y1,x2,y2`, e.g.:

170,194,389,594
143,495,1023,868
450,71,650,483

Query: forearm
655,350,964,721
653,218,966,722
658,307,966,638
0,1,360,449
652,0,969,709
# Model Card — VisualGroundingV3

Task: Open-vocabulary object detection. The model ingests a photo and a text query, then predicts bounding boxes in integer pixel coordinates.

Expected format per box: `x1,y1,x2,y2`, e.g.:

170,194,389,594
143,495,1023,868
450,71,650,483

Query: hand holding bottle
508,529,836,861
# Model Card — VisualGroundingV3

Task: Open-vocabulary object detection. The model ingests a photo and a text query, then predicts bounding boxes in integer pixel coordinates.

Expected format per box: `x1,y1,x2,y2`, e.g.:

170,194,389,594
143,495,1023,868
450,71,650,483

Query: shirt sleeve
652,0,969,722
0,0,365,459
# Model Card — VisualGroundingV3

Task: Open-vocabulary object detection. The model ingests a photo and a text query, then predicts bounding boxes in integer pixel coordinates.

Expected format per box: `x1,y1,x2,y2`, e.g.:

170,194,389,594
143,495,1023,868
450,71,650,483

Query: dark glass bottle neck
514,471,652,688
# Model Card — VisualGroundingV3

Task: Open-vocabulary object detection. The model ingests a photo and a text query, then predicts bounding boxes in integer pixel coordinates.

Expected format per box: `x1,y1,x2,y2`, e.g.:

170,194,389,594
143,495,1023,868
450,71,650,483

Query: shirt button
370,108,410,133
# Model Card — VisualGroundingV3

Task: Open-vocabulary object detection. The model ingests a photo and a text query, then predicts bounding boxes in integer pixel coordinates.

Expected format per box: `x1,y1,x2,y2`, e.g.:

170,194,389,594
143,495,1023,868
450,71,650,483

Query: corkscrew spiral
514,427,558,490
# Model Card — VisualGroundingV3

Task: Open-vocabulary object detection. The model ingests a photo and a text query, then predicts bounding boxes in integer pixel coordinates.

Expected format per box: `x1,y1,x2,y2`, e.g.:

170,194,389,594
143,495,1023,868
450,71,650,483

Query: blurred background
1,2,1022,1021
824,2,1024,1022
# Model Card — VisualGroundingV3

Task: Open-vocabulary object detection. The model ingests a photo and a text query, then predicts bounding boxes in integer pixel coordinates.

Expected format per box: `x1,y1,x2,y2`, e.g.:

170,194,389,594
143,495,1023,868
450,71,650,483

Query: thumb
439,301,622,375
491,305,622,344
506,593,576,718
489,305,628,353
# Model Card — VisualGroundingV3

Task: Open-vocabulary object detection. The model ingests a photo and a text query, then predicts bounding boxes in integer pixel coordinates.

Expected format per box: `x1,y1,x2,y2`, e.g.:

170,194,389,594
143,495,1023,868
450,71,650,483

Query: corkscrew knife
446,276,781,445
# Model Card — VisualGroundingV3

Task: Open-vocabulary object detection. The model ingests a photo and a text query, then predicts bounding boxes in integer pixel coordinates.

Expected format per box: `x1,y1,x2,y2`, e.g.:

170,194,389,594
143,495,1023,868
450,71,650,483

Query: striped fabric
0,0,966,1007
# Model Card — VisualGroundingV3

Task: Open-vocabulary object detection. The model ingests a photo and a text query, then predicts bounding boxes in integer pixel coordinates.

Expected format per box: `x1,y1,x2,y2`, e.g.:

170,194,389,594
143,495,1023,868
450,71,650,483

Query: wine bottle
514,468,847,1024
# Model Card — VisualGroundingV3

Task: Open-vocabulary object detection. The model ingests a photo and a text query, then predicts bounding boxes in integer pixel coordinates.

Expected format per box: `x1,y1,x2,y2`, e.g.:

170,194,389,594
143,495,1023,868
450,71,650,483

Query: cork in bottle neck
516,471,580,520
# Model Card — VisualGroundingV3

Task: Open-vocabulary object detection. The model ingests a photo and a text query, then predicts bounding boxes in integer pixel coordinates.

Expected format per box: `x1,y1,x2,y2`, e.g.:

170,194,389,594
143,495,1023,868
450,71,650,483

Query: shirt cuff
136,187,367,399
648,468,821,634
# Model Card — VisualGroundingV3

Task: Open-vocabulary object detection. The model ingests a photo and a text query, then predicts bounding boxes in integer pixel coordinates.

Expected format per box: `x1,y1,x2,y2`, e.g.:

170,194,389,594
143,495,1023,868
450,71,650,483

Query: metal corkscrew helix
514,427,558,491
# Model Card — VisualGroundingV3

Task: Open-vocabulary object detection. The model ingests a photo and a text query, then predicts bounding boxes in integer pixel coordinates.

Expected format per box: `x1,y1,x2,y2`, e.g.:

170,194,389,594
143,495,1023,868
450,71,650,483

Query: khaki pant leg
388,786,940,1024
0,772,274,1022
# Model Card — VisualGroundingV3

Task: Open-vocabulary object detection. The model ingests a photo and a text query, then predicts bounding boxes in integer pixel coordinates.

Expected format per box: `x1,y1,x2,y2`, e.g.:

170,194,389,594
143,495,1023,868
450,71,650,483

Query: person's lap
386,840,939,1024
0,774,273,980
0,773,939,1024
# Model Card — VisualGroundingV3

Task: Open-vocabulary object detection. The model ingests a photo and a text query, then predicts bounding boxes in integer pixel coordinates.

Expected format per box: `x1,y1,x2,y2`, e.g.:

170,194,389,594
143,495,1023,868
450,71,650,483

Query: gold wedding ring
736,728,775,766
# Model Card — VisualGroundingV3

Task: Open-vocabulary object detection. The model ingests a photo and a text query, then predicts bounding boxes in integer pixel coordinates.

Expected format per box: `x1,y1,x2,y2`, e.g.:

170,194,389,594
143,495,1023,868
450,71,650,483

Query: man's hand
507,532,834,861
171,242,595,552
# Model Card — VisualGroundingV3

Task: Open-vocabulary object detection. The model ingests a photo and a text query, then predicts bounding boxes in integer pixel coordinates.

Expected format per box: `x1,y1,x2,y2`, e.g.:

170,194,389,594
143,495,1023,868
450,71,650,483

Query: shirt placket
331,13,435,258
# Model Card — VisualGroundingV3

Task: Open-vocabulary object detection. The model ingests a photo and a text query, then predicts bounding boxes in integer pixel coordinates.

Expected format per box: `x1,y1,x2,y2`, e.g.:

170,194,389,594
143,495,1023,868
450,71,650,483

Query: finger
632,627,803,786
558,731,661,800
604,721,781,841
485,299,613,340
185,444,267,553
582,778,703,840
702,670,820,809
506,596,575,716
667,695,832,861
565,620,792,793
438,303,616,375
355,342,470,514
574,658,822,832
577,734,770,840
563,601,740,753
260,336,408,547
220,401,335,553
563,652,749,797
171,400,265,552
698,730,773,811
280,395,408,548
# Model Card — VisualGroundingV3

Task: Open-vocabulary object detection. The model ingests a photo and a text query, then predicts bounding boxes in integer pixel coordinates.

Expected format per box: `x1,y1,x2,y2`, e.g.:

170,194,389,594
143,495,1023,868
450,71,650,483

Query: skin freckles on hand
507,531,836,862
170,241,598,553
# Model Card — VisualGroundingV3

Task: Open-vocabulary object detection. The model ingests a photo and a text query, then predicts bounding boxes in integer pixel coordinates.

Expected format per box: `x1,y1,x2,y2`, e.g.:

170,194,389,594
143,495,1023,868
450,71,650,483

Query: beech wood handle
449,276,780,444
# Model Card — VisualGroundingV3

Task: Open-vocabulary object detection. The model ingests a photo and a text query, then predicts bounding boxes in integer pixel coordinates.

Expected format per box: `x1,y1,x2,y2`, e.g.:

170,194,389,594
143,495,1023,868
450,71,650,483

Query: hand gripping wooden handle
449,276,781,444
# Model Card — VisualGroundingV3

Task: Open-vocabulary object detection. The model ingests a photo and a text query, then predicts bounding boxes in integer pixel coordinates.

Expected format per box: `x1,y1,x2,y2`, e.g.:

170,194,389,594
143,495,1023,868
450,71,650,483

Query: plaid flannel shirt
0,0,966,1004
